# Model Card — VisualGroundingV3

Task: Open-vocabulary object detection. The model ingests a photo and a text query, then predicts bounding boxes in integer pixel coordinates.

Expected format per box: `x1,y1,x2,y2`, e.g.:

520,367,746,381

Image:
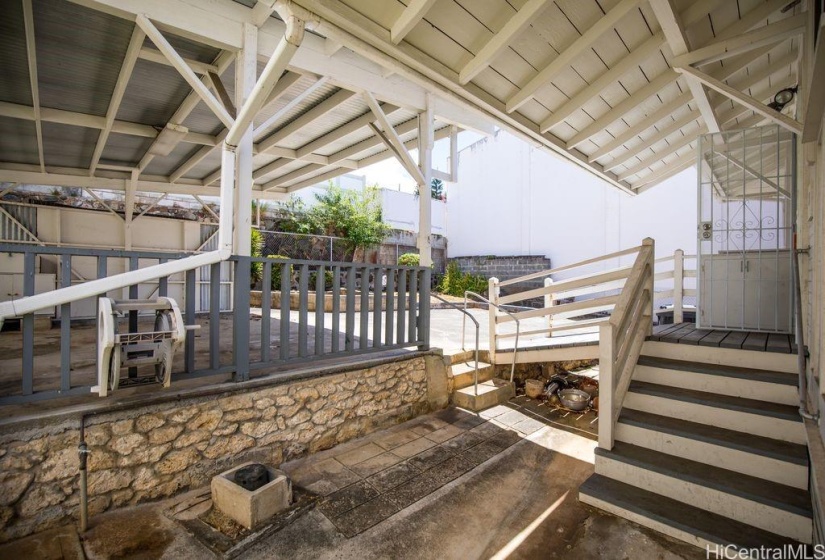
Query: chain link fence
258,230,354,262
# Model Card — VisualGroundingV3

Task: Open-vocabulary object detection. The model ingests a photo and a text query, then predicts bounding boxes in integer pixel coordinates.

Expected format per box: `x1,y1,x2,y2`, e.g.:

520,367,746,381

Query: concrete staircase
580,342,813,548
446,351,514,411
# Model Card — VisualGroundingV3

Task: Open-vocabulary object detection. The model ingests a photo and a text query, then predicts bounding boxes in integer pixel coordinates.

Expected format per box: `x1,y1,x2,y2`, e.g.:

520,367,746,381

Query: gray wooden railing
0,244,430,405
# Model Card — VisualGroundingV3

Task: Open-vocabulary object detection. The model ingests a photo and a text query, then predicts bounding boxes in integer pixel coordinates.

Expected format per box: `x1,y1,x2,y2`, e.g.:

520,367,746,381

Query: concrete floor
1,405,706,560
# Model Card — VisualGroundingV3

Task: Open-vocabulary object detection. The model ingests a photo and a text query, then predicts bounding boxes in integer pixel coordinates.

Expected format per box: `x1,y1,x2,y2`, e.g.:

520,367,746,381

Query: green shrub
267,255,292,291
397,253,420,267
250,229,263,287
309,269,335,290
438,262,488,297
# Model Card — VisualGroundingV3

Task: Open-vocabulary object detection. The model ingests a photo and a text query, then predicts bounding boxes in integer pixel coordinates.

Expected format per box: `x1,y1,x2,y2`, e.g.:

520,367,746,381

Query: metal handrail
431,294,481,396
464,291,520,386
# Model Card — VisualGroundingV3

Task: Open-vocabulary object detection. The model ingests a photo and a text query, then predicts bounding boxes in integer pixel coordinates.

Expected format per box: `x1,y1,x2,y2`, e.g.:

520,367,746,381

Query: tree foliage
414,178,446,201
438,262,488,297
276,183,389,260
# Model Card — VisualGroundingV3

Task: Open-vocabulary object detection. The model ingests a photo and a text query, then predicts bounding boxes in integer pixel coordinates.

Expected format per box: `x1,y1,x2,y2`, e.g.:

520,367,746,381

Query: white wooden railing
652,249,697,323
598,238,655,449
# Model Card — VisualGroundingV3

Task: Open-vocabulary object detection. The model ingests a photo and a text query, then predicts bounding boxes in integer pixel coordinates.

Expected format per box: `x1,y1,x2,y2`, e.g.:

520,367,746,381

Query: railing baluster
128,256,139,378
60,255,71,392
21,252,35,396
331,265,341,353
233,257,250,382
314,264,325,356
261,260,271,363
420,268,431,349
396,269,407,344
360,267,369,350
185,268,195,373
372,267,383,349
385,268,395,345
95,255,107,375
298,264,309,357
209,261,221,370
408,267,418,343
345,266,356,351
279,262,290,361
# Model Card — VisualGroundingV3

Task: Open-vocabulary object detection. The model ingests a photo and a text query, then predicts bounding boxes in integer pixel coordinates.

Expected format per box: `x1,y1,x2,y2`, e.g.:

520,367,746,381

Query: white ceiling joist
294,103,399,158
506,0,642,113
674,13,806,69
391,0,438,44
89,26,145,175
21,0,44,172
802,18,825,143
603,111,700,173
540,0,721,133
253,76,329,139
251,0,278,27
676,65,803,134
634,154,697,194
618,125,707,181
257,88,355,153
137,46,218,75
459,0,551,85
567,70,679,150
136,14,235,128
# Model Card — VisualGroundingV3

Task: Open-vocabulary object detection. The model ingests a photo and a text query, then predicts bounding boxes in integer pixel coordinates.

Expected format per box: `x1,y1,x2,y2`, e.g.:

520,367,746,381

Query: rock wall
0,355,439,542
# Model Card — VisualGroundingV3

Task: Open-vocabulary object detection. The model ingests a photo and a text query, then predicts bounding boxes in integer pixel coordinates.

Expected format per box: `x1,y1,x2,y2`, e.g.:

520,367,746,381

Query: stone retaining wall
0,354,445,542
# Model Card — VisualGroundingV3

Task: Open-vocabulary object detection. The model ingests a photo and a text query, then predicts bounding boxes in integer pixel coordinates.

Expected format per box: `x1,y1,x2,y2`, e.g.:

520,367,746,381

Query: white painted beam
89,26,145,175
251,0,277,27
137,46,218,75
673,14,806,68
391,0,438,44
363,92,426,184
567,70,679,150
603,111,700,173
459,0,551,85
21,0,44,172
137,14,235,128
294,103,399,158
675,65,803,134
650,0,719,133
802,19,825,143
634,154,696,193
506,0,642,113
418,93,434,267
324,38,344,57
263,163,324,190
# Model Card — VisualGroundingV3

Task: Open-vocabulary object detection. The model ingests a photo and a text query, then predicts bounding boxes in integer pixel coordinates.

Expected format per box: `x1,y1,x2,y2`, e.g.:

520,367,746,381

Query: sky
348,130,485,193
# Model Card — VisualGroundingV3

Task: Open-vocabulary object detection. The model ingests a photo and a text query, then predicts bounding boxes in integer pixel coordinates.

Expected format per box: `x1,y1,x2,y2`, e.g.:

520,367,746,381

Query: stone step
579,474,802,551
624,380,805,444
449,361,495,390
634,355,798,406
594,443,812,542
451,379,514,412
616,408,809,489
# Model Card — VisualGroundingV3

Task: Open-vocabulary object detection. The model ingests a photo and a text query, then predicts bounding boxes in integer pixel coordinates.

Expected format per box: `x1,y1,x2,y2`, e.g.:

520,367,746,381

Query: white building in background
449,131,697,277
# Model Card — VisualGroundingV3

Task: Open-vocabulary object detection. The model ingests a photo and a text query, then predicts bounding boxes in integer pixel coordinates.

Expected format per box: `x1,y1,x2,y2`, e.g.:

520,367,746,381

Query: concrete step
450,361,495,390
451,379,514,412
616,409,809,489
594,443,812,542
579,475,803,551
641,340,797,374
634,355,799,406
624,380,805,444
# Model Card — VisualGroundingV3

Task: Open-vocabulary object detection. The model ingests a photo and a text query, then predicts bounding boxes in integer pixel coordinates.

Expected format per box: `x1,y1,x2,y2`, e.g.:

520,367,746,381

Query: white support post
417,93,434,268
544,278,554,336
488,277,499,362
124,169,137,250
673,248,684,324
598,322,615,450
449,125,458,182
219,145,236,252
234,22,257,258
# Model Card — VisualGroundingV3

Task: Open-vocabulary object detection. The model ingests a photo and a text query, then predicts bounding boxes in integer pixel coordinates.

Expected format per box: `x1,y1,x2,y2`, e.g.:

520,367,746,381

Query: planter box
211,462,292,530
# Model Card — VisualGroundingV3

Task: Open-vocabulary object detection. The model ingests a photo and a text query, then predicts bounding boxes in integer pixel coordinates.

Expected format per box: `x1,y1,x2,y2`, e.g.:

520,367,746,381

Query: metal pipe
224,15,304,148
432,294,479,395
465,291,520,384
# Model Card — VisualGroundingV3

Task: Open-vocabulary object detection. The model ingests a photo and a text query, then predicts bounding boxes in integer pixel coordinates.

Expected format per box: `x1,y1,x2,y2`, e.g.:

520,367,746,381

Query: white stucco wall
449,131,697,277
380,189,446,236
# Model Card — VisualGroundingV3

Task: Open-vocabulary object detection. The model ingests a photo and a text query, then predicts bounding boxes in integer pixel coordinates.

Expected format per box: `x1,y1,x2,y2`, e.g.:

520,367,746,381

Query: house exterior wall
448,132,697,279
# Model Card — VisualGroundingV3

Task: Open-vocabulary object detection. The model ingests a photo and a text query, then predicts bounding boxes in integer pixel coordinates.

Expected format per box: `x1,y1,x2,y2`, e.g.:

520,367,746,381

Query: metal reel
154,309,174,385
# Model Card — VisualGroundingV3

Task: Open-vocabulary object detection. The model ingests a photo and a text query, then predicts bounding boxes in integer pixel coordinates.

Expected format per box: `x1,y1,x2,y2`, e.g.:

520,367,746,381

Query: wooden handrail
498,265,632,304
497,245,642,287
598,238,654,450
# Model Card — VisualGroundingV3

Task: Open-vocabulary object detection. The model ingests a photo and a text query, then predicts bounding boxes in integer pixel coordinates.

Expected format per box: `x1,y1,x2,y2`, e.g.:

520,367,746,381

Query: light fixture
767,86,797,112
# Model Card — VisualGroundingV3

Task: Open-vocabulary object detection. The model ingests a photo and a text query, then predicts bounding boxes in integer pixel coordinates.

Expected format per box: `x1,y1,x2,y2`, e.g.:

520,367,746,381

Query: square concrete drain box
211,462,292,530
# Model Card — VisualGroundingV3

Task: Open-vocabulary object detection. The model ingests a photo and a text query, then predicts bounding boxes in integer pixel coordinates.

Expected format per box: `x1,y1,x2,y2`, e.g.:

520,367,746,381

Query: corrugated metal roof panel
34,0,134,116
0,117,39,165
182,63,234,136
116,59,192,126
99,133,154,167
0,0,32,106
254,81,340,141
143,142,204,177
41,121,97,168
278,94,369,150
